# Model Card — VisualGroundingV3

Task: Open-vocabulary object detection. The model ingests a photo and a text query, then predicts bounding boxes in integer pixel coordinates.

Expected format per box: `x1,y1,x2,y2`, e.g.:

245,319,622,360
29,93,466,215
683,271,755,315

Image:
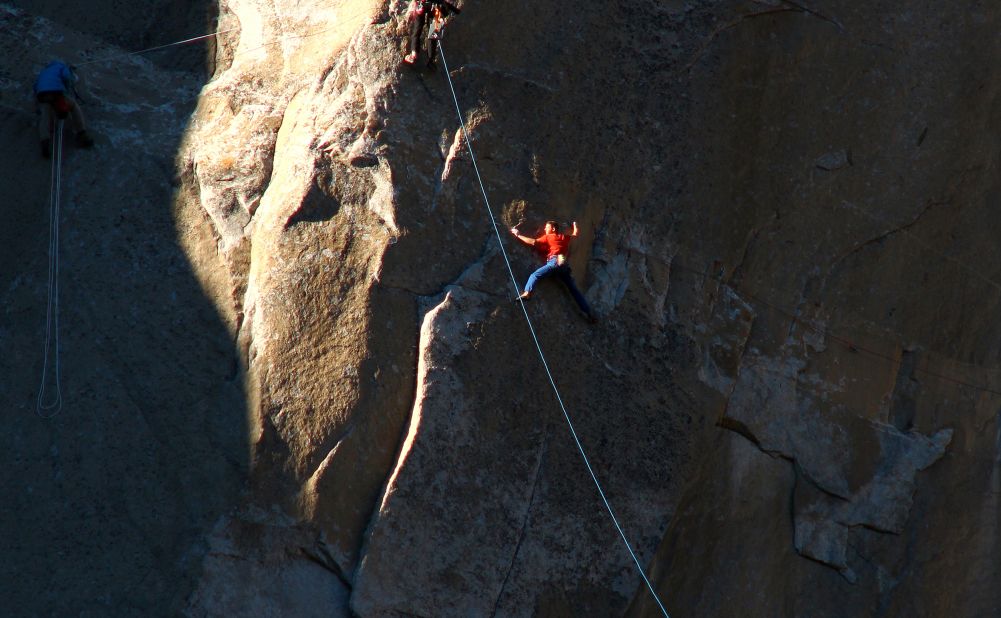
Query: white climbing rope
74,27,242,67
437,43,671,618
37,120,65,418
73,2,378,68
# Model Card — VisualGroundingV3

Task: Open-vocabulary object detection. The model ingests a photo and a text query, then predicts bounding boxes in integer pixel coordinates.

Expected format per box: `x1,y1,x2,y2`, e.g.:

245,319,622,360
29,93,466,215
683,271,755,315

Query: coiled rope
437,43,671,618
37,119,65,418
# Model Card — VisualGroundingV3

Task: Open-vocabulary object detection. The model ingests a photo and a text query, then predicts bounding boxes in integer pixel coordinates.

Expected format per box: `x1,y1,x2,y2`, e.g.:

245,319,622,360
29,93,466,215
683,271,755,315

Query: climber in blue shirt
34,60,94,158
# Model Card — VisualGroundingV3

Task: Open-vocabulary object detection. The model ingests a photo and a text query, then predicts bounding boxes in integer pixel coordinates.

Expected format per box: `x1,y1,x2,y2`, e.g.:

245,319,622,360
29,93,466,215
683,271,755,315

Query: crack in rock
715,348,952,580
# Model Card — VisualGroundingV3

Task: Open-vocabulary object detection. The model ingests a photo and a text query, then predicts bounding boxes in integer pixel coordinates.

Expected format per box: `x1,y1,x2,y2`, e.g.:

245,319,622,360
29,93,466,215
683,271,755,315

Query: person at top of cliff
510,220,596,323
33,60,94,158
403,0,461,68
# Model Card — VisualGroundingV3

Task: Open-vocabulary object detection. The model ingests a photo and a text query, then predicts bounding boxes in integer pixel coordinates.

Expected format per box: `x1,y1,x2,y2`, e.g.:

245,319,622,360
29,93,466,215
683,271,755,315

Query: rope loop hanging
37,119,65,419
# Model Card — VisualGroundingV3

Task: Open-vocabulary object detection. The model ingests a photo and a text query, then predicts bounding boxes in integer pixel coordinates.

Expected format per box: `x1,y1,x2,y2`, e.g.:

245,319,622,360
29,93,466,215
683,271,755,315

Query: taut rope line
73,2,379,69
437,43,671,618
74,28,242,67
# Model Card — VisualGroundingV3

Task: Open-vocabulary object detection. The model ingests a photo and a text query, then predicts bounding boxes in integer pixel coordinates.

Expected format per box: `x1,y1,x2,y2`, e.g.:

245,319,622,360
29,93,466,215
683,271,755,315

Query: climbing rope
74,28,243,67
436,43,671,618
74,3,378,69
75,24,340,68
37,120,65,418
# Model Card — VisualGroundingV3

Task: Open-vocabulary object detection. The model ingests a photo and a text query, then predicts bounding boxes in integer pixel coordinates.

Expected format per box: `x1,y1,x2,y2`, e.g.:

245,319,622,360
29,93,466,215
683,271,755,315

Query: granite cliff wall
1,0,998,616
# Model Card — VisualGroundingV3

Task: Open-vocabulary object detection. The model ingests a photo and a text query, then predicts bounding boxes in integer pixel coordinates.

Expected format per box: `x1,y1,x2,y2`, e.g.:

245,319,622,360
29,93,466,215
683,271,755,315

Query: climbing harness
428,6,447,43
37,120,65,418
422,6,449,68
436,43,671,618
429,7,446,40
403,1,448,68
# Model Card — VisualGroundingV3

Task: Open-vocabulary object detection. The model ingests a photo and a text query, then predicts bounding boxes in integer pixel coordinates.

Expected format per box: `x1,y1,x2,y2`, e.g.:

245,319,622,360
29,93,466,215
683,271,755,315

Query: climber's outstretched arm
510,227,536,246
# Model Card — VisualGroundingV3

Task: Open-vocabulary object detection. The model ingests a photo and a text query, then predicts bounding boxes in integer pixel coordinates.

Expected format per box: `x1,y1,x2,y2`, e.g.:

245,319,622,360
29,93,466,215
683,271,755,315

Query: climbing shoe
40,138,51,159
403,51,417,64
75,130,94,148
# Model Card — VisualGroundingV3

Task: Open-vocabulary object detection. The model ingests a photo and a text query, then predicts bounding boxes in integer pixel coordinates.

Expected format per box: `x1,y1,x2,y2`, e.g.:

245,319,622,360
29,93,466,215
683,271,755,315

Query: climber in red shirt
510,220,596,322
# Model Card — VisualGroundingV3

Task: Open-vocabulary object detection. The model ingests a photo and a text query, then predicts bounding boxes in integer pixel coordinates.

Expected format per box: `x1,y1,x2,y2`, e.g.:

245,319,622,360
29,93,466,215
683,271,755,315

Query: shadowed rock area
2,0,999,616
0,1,245,615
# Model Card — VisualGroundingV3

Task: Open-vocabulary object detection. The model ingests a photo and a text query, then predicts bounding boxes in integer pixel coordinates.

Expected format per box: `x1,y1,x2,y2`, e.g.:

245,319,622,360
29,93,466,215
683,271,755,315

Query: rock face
0,3,247,616
630,2,1001,616
2,0,999,616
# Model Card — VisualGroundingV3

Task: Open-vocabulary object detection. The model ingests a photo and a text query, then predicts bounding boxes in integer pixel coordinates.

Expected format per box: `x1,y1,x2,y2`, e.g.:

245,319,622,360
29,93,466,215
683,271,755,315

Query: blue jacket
34,61,75,94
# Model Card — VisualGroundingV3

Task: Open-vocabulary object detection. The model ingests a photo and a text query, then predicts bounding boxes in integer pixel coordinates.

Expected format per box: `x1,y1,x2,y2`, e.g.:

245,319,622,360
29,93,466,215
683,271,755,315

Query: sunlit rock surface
1,0,998,616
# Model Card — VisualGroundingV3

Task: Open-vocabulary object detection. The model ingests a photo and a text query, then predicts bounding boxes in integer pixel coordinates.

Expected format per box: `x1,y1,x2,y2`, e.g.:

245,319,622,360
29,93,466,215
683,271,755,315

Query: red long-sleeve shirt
534,233,572,260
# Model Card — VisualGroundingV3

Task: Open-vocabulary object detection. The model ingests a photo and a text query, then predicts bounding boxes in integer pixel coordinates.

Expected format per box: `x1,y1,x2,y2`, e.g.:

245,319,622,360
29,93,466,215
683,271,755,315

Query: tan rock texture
1,0,999,616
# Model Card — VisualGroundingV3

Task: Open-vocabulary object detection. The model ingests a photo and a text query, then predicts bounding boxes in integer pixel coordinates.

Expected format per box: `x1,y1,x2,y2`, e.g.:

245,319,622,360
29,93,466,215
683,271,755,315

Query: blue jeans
524,257,592,315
